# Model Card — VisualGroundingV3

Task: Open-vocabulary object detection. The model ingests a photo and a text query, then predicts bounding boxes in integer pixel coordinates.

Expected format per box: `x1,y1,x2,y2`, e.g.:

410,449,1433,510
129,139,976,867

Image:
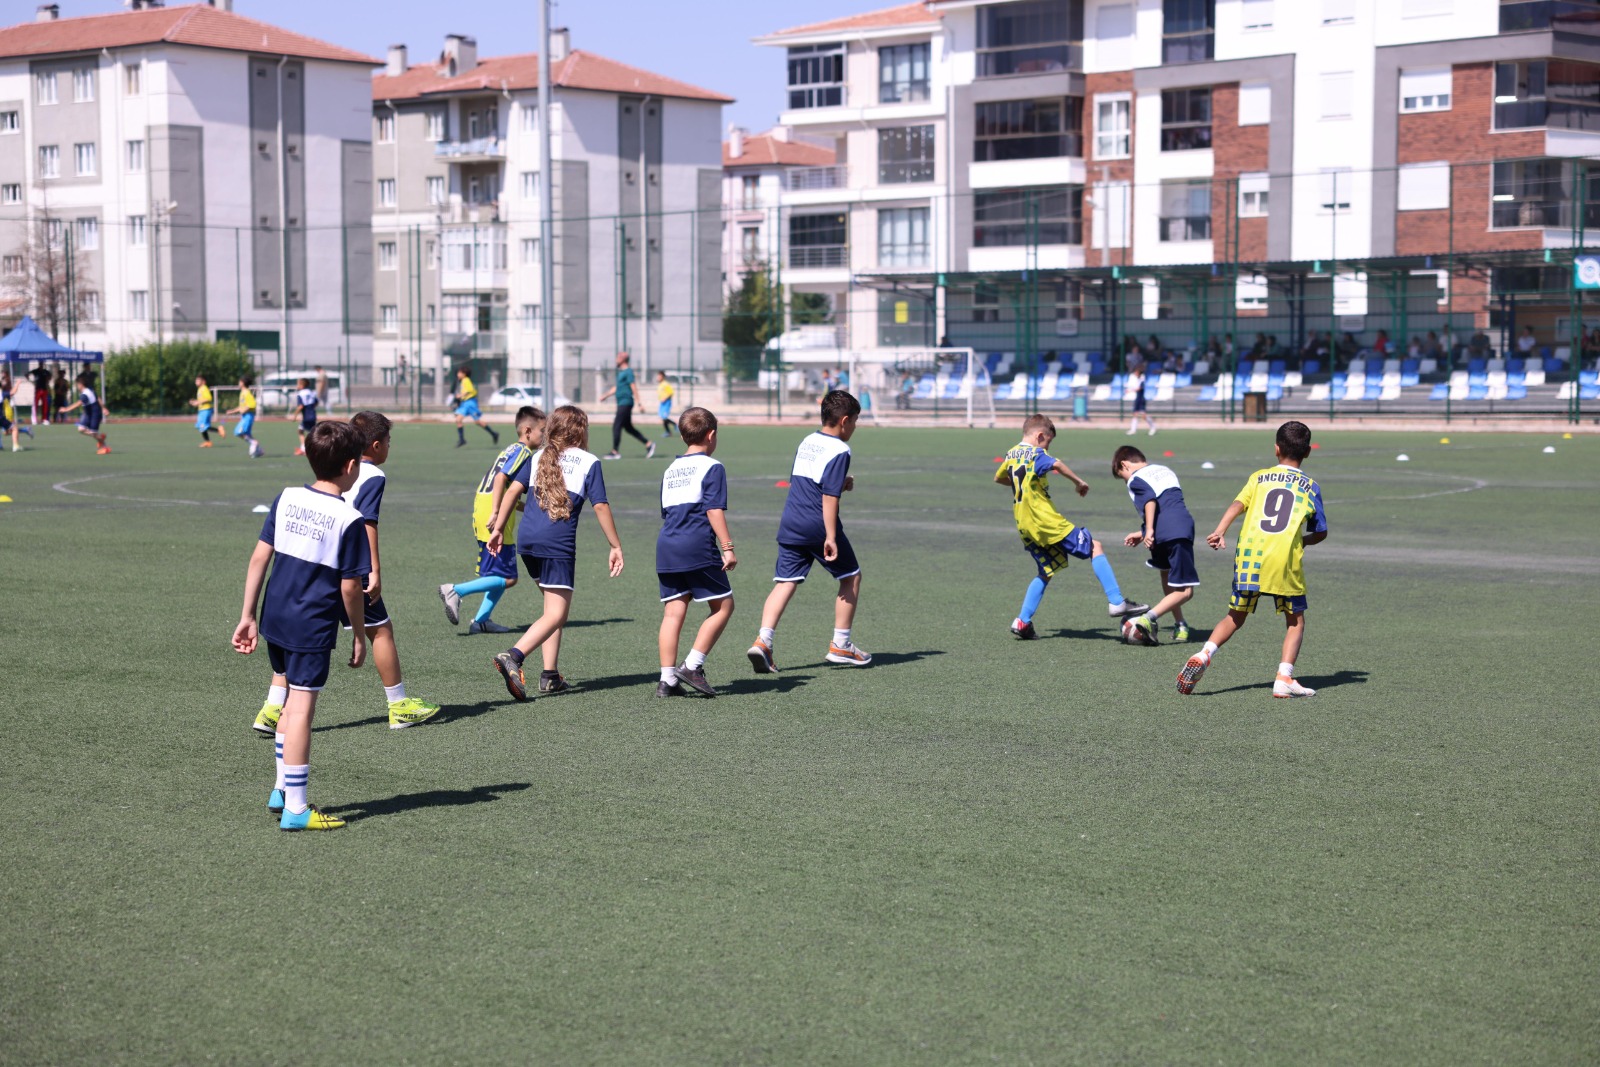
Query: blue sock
454,575,507,598
473,585,505,623
1091,554,1124,605
1019,576,1048,623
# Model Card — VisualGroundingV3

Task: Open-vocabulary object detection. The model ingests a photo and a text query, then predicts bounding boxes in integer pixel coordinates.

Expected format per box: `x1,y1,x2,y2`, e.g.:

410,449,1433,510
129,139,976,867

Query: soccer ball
1121,617,1158,647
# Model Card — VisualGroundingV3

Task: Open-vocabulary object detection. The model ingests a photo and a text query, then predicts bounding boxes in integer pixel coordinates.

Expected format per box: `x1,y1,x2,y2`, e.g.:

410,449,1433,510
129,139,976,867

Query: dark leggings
612,405,648,451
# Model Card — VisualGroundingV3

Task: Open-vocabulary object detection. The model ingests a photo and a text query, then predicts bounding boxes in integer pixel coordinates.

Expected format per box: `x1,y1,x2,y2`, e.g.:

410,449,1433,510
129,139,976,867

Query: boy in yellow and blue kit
1178,420,1327,698
996,413,1146,640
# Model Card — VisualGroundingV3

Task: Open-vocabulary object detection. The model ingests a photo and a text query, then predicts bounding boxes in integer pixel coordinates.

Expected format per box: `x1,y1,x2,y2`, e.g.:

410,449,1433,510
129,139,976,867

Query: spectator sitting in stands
1374,329,1390,356
1249,333,1268,359
1516,325,1537,355
1143,335,1162,363
1335,333,1359,366
1266,335,1284,359
1408,336,1423,359
1468,329,1491,358
1424,331,1444,360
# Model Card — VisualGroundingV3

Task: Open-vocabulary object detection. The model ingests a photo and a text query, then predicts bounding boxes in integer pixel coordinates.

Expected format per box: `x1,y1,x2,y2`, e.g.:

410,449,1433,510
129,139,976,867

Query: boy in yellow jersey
995,413,1147,640
189,374,215,446
226,375,264,458
1178,420,1328,698
655,370,677,437
453,365,500,448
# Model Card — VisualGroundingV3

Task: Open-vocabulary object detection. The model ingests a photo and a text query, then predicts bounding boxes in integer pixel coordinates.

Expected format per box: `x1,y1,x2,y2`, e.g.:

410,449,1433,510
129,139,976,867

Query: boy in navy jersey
291,378,318,456
58,372,109,454
746,390,870,674
486,405,625,700
1113,445,1197,645
232,421,370,832
655,407,736,698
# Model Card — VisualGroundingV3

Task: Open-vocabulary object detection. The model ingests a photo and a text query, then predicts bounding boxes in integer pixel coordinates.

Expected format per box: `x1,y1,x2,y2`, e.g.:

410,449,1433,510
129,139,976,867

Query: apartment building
722,125,837,292
0,1,376,367
370,32,728,395
755,0,1600,349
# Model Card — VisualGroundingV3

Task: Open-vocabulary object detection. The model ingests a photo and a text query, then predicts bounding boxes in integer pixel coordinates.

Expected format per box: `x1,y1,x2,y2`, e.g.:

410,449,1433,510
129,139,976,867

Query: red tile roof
0,3,378,65
724,131,836,168
764,2,937,40
373,50,732,104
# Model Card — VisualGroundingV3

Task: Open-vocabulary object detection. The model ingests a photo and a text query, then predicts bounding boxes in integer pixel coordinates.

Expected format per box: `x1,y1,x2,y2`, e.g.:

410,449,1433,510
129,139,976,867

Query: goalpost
849,347,995,428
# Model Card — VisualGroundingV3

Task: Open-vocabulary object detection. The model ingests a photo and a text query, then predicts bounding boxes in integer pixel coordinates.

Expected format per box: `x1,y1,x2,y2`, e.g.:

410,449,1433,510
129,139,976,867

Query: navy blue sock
507,647,525,665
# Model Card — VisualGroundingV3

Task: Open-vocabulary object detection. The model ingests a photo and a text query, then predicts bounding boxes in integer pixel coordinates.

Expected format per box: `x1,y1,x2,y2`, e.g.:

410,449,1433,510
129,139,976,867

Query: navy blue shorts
1146,538,1200,587
79,410,102,432
659,566,732,603
522,554,576,590
774,535,860,583
338,586,391,629
1024,526,1095,579
477,540,519,580
267,642,332,691
300,414,317,433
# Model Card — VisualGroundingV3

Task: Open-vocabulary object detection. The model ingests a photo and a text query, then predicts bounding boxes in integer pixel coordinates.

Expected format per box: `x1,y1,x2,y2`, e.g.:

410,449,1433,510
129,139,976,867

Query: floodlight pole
538,0,557,402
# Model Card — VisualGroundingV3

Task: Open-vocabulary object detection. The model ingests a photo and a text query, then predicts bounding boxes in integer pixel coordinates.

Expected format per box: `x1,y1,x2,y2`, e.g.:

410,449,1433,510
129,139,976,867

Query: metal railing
786,165,848,192
1499,0,1600,33
788,245,848,269
434,137,506,159
1159,216,1212,242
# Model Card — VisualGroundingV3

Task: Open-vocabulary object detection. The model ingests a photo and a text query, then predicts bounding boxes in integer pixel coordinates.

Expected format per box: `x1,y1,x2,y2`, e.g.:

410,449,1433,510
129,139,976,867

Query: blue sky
7,0,875,132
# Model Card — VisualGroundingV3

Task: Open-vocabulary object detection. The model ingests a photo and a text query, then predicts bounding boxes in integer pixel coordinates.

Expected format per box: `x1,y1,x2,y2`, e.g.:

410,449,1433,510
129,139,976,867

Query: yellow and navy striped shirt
999,442,1074,546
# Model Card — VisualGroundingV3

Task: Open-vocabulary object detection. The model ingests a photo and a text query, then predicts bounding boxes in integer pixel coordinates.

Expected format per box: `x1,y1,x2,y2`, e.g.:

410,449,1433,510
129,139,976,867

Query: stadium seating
1400,359,1421,387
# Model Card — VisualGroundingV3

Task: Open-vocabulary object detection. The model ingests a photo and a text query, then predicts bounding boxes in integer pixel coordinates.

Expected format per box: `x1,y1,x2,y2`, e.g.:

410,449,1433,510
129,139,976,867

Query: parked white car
257,373,344,411
488,384,571,411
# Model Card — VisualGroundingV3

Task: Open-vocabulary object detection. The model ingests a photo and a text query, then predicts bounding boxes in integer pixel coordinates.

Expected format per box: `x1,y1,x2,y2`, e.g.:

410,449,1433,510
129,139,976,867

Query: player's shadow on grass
789,649,946,670
457,616,633,636
716,674,813,695
1045,627,1125,643
312,699,514,732
1195,669,1370,697
324,782,531,822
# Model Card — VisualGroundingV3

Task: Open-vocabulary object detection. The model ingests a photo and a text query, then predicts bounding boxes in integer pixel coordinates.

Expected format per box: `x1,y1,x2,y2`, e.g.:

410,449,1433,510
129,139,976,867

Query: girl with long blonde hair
484,405,624,699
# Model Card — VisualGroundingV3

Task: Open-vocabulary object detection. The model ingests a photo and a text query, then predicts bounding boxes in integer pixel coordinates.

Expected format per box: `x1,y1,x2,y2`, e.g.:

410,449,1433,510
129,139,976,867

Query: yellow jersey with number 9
1232,465,1327,596
1000,442,1074,546
473,442,534,542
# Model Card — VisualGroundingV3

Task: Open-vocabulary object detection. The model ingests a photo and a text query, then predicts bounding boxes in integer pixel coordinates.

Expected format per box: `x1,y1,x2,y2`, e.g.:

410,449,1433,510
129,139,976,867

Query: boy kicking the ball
996,414,1147,640
1112,445,1196,645
1178,420,1327,698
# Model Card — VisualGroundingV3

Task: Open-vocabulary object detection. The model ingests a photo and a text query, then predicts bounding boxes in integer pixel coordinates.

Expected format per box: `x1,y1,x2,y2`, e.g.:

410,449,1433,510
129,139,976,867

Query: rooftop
0,2,377,65
724,130,836,168
373,49,732,104
759,2,938,42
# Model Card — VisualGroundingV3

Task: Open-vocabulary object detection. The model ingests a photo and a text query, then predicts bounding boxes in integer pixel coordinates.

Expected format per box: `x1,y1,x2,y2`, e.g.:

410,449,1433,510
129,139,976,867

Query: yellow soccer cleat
388,696,442,730
280,805,345,831
252,702,283,735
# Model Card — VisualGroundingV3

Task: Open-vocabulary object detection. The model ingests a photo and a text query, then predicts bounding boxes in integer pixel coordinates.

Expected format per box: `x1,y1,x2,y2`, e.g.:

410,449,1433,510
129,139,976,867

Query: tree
722,261,834,350
2,191,96,341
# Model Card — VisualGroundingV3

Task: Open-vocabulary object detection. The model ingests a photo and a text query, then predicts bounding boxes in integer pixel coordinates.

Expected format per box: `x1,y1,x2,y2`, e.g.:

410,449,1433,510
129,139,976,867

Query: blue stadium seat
1430,383,1448,400
1468,358,1487,374
1303,359,1321,375
1506,358,1525,374
984,353,1003,373
1507,384,1528,400
942,380,962,399
1198,385,1217,402
1580,369,1599,386
1269,360,1286,375
1469,372,1488,388
1267,384,1283,401
1363,382,1383,401
1175,373,1193,388
914,376,936,399
1467,384,1488,400
1236,361,1254,377
1583,384,1600,401
994,383,1012,400
1401,359,1421,387
1508,372,1526,387
1545,357,1566,372
1331,384,1347,400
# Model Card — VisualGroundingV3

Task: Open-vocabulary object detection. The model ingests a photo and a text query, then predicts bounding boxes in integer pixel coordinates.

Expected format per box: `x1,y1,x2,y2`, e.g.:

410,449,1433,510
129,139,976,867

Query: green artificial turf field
1,419,1595,1065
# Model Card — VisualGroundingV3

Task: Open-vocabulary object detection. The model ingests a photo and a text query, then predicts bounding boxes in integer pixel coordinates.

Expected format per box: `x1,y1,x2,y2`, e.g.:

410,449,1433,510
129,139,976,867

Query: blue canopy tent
1,316,105,416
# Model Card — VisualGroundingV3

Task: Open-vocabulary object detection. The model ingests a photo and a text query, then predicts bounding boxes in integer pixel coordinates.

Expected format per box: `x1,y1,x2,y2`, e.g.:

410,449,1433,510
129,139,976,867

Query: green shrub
104,339,254,414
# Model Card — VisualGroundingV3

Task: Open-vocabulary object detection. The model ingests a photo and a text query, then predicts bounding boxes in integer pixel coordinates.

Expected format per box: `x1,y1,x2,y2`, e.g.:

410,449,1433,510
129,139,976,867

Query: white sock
659,666,678,684
384,682,406,703
1278,661,1295,678
268,684,287,707
685,648,707,671
274,734,286,790
1202,641,1219,658
759,627,775,644
1142,610,1161,624
833,628,851,648
283,763,309,814
1130,418,1139,432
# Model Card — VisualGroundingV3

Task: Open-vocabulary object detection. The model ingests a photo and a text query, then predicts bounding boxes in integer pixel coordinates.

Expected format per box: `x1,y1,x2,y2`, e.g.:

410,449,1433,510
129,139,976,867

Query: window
1502,0,1600,32
878,290,932,347
1239,82,1271,126
426,175,445,206
1494,61,1600,131
1236,274,1268,310
521,103,538,133
426,304,437,330
1094,95,1130,159
521,171,538,200
973,186,1083,246
1323,0,1355,24
38,145,60,179
741,226,760,261
1403,0,1450,14
128,215,146,245
1239,172,1269,217
1158,180,1211,241
441,228,508,271
1162,0,1215,64
788,43,845,109
878,206,930,268
2,255,22,276
380,305,398,332
879,125,935,183
741,174,760,209
1319,168,1352,212
467,111,480,139
520,303,540,328
45,218,63,248
125,62,141,96
0,111,17,133
377,178,396,206
1160,88,1211,151
129,290,149,321
1,184,19,205
36,72,57,105
977,0,1082,78
126,139,144,173
74,143,96,176
521,237,541,265
1321,72,1353,120
376,113,395,142
73,68,95,103
378,241,397,269
1400,68,1452,113
74,217,98,250
788,212,847,269
425,110,445,141
82,291,100,322
880,43,931,104
972,284,1000,323
1398,161,1450,210
975,98,1083,161
1491,158,1600,228
1241,0,1273,30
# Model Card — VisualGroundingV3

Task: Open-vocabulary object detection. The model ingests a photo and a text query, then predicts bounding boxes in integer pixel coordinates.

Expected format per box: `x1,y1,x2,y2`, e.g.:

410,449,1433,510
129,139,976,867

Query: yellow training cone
1563,432,1573,439
0,495,12,502
1439,437,1450,444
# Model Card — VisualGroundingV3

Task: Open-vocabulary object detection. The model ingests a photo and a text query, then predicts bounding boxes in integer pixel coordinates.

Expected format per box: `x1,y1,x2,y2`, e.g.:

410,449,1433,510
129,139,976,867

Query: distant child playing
1125,361,1156,436
56,372,109,454
233,421,370,832
453,366,500,448
226,376,263,458
291,377,318,456
190,374,215,447
1178,420,1327,698
655,371,678,437
2,370,37,452
655,407,736,698
1112,445,1196,645
996,413,1147,640
746,389,872,674
487,405,624,700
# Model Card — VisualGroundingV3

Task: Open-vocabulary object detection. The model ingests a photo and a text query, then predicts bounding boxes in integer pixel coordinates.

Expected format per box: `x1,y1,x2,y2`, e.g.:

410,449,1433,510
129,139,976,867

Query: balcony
1499,1,1600,33
1495,98,1600,131
785,165,848,192
441,223,509,292
1491,198,1600,228
1159,216,1212,242
788,245,848,269
433,137,506,162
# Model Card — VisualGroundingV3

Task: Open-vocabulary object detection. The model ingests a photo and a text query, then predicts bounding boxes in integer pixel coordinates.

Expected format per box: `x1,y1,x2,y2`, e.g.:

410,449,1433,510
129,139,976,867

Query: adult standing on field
599,351,655,460
28,362,51,424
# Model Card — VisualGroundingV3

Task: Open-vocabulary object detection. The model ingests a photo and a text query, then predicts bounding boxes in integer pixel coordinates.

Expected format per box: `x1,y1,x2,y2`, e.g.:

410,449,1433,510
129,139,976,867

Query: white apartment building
370,32,729,398
722,125,837,294
0,1,376,368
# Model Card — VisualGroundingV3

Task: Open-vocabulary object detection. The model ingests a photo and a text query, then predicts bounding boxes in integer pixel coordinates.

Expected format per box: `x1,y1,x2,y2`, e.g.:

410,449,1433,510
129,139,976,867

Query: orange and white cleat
825,642,873,667
1176,652,1210,695
96,446,111,455
1272,675,1316,698
746,636,778,674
